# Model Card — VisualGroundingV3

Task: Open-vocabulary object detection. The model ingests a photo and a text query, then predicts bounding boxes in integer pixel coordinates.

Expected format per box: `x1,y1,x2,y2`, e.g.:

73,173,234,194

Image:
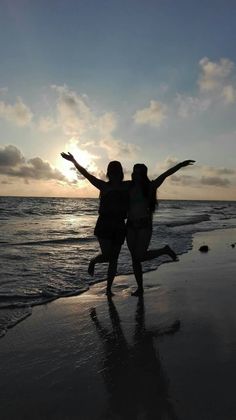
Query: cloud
200,176,230,187
0,145,25,166
0,87,8,95
50,86,139,160
153,160,234,189
203,166,236,176
16,157,66,181
0,97,33,126
169,174,231,188
154,155,197,185
97,112,117,135
170,163,234,188
157,156,179,172
222,85,236,104
38,116,58,132
51,85,94,136
0,145,66,182
198,57,234,92
175,94,211,118
100,137,139,159
150,156,180,180
170,174,197,186
97,112,139,158
197,57,236,105
170,57,236,121
151,156,186,179
133,100,167,127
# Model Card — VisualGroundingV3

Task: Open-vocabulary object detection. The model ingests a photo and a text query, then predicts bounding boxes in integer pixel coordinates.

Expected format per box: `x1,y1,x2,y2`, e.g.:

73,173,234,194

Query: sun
58,143,98,182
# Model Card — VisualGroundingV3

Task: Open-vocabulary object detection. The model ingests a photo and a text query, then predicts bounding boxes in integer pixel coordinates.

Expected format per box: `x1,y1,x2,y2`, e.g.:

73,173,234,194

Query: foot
90,307,97,321
131,288,144,297
159,320,181,336
167,320,181,334
164,245,178,261
88,259,95,276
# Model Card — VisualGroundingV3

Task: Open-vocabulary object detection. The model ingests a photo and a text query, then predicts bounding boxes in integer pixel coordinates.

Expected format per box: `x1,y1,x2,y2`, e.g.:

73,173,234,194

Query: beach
0,227,235,419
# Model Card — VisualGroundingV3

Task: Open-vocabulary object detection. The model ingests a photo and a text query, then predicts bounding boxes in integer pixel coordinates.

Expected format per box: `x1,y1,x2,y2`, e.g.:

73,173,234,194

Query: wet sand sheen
0,228,236,420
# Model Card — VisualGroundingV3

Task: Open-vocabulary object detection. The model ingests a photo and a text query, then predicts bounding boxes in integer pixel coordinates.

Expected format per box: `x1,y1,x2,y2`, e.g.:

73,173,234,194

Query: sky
0,0,236,200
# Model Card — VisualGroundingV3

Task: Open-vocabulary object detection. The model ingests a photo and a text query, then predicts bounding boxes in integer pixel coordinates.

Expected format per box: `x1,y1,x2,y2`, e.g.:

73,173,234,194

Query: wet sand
0,228,236,420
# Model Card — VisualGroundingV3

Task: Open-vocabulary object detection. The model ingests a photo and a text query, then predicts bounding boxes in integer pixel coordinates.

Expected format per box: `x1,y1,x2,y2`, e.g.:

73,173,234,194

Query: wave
213,206,229,210
0,236,96,247
1,197,236,338
0,206,98,218
0,308,32,338
170,205,182,209
166,214,210,228
0,285,89,310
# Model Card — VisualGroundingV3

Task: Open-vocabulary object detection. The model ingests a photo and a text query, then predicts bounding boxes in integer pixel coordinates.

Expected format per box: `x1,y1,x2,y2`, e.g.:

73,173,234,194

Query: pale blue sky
0,0,236,199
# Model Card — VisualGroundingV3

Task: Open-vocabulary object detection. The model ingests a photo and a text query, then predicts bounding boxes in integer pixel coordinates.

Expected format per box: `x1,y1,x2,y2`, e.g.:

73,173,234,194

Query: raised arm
61,152,106,190
153,160,195,189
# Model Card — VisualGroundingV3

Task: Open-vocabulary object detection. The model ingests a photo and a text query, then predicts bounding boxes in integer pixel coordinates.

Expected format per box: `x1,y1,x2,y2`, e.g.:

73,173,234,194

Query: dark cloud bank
0,145,65,182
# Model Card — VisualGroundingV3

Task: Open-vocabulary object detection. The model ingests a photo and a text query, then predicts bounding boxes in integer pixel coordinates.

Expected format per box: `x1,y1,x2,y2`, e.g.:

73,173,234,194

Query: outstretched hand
61,152,75,162
181,160,195,167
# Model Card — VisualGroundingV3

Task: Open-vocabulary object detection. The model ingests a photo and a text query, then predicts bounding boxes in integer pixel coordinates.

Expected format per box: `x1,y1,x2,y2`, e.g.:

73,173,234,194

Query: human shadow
90,297,180,419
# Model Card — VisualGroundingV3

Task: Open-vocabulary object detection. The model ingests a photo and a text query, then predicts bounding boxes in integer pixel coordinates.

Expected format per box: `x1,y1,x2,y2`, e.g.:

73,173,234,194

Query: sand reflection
90,297,180,419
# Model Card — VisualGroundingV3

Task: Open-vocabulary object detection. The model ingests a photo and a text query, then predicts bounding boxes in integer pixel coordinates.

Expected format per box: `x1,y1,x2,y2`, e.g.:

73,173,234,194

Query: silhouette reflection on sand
90,297,180,419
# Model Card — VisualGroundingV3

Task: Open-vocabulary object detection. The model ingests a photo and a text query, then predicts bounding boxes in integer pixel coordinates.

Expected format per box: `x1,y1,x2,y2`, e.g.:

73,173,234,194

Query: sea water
0,197,236,337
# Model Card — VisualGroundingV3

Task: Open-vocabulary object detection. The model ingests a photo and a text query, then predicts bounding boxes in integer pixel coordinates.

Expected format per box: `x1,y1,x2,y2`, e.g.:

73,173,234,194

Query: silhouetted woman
127,160,195,296
61,152,129,295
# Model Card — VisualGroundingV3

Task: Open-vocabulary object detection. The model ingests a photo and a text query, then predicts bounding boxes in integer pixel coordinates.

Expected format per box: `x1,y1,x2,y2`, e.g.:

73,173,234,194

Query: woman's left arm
153,160,195,189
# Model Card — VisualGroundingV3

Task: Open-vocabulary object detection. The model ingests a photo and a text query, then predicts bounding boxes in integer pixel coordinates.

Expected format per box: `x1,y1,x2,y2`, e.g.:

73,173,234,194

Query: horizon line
0,195,235,202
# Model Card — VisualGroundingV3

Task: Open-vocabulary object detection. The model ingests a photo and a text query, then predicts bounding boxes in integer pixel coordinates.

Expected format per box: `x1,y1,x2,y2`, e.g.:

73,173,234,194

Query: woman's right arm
61,152,106,190
153,160,195,189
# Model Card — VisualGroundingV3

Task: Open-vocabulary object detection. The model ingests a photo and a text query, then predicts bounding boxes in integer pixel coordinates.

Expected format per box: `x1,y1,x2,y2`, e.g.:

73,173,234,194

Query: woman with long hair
61,152,129,296
127,160,195,296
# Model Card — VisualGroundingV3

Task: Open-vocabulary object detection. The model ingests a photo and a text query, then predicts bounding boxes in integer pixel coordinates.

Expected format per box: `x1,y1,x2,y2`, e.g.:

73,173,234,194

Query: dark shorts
94,215,126,245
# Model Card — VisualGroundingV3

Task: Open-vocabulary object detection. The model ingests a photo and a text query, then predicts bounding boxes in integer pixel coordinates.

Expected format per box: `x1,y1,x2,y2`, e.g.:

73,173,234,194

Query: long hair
132,164,157,213
106,161,124,182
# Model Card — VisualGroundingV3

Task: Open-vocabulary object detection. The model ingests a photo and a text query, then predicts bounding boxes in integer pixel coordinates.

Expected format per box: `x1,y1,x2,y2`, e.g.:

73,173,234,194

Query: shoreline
1,223,235,339
0,228,236,419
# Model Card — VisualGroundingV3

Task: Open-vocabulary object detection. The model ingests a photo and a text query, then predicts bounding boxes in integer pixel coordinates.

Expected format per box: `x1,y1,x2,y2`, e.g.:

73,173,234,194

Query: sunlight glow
58,141,98,182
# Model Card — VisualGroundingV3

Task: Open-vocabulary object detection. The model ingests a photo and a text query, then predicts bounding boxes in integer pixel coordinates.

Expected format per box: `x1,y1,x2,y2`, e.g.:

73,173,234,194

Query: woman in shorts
127,160,195,296
61,152,129,295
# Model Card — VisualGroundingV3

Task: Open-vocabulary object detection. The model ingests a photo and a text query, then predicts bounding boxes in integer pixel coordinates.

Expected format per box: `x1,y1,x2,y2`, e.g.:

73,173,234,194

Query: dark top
99,188,129,219
98,181,130,218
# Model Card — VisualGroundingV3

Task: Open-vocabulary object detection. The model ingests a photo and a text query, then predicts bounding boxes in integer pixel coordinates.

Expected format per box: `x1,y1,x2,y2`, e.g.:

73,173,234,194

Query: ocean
0,196,236,337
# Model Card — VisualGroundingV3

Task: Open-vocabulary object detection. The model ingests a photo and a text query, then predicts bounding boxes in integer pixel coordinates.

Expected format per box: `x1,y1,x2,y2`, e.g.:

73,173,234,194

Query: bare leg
141,245,178,262
88,237,123,278
88,238,122,295
88,245,177,277
106,256,119,296
88,238,114,277
88,253,108,276
127,227,152,295
130,245,177,296
131,258,144,296
127,227,177,295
